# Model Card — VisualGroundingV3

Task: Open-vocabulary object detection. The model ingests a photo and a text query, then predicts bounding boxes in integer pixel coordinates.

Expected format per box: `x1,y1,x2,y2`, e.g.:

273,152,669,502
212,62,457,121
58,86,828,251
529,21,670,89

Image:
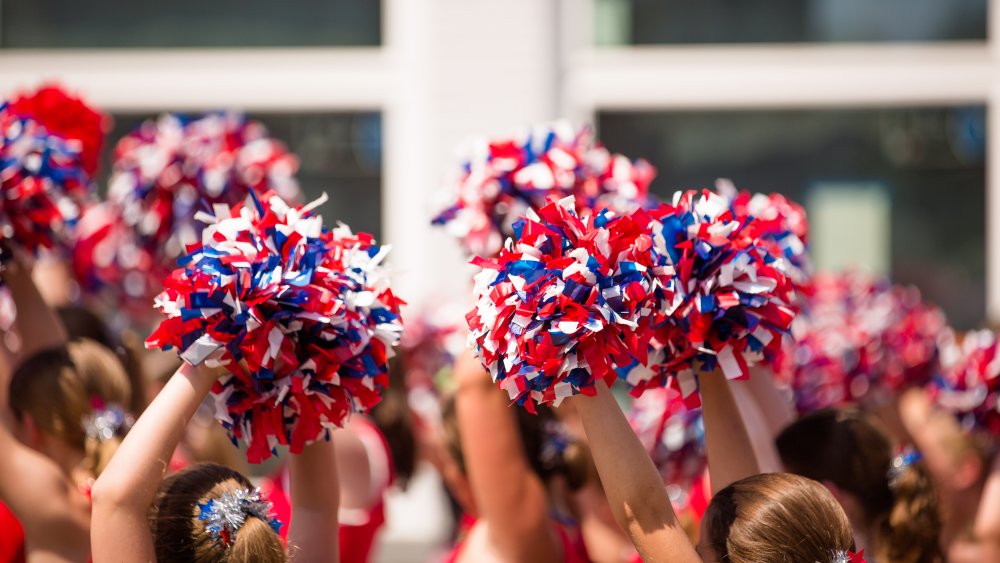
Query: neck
43,437,88,481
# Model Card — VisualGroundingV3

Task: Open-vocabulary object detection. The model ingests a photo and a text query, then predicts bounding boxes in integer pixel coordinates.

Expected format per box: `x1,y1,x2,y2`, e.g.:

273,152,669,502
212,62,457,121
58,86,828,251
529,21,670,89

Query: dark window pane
595,0,986,45
1,0,380,48
598,107,986,329
102,112,382,239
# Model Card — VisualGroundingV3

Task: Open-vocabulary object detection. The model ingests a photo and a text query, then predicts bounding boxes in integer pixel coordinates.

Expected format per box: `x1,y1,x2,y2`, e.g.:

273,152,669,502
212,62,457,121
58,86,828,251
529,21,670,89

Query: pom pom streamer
75,112,301,310
627,387,706,508
467,190,797,409
433,122,656,258
619,189,798,404
466,196,669,409
146,191,404,462
931,329,1000,438
715,179,811,290
777,272,946,415
0,102,92,258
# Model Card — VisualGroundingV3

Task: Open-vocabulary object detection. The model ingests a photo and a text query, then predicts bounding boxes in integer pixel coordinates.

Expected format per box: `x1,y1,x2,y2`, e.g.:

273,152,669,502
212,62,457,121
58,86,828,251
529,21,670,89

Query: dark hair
369,357,417,488
151,463,285,562
57,305,146,415
441,393,589,491
776,409,943,563
703,473,854,563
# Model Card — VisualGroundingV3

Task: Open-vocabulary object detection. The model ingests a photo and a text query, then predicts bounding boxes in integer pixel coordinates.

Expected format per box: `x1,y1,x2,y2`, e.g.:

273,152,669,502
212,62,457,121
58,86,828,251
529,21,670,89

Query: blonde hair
9,339,132,477
151,464,286,563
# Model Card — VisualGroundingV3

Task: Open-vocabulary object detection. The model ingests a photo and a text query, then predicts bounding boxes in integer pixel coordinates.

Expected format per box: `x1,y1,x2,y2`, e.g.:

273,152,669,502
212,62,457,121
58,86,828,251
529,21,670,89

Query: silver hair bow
198,487,281,547
81,403,133,442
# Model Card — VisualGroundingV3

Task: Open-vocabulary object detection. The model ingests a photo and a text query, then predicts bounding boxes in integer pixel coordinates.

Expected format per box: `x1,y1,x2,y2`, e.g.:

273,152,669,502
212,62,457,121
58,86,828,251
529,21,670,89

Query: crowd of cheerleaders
0,83,996,561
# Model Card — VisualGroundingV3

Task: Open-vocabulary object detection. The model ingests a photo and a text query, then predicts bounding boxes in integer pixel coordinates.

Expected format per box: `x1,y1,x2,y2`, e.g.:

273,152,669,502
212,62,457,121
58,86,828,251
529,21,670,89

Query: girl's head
151,463,285,563
9,339,132,476
776,409,942,563
698,473,854,563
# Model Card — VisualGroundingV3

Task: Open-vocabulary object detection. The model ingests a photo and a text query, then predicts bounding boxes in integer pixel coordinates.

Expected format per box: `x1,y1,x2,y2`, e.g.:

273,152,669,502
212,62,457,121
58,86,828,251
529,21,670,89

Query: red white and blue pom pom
0,102,92,257
399,303,465,392
75,112,301,309
466,196,669,410
715,179,811,290
627,387,706,508
930,329,1000,438
777,272,946,414
433,122,656,258
620,189,798,404
8,84,108,178
146,191,404,462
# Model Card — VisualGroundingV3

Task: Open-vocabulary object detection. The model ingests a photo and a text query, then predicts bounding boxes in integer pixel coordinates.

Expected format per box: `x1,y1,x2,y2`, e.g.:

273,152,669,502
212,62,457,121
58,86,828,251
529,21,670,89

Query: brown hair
776,409,943,563
369,357,418,488
9,339,132,477
441,393,590,491
703,473,854,563
57,305,147,415
151,463,285,563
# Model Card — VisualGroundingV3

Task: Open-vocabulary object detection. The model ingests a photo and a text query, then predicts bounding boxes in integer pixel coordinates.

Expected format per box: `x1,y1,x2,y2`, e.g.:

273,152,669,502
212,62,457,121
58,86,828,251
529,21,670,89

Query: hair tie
81,398,133,442
831,549,867,563
198,487,281,548
888,448,923,489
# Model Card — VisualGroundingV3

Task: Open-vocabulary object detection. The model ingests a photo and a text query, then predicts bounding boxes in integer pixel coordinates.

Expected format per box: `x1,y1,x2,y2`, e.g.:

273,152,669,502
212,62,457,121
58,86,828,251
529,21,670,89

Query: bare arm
453,349,561,562
287,438,340,563
700,371,761,494
575,381,700,563
728,378,784,474
90,363,216,562
0,254,68,368
974,454,1000,561
743,366,794,437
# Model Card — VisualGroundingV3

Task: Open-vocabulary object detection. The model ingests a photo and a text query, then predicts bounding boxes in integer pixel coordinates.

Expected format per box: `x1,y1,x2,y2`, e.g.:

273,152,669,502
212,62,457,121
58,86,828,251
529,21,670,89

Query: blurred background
0,0,991,559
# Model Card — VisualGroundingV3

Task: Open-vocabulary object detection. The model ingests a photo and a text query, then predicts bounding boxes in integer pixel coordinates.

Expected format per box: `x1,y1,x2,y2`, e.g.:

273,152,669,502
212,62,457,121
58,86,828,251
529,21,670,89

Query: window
1,0,381,48
599,107,987,328
595,0,987,45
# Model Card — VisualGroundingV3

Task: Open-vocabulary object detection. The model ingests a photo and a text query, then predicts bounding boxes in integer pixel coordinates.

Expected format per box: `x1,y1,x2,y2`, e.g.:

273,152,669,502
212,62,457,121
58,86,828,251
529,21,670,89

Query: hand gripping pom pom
776,272,946,415
433,122,656,258
931,329,1000,438
74,112,301,311
627,388,706,509
619,189,798,405
0,102,93,258
466,196,670,410
146,191,404,462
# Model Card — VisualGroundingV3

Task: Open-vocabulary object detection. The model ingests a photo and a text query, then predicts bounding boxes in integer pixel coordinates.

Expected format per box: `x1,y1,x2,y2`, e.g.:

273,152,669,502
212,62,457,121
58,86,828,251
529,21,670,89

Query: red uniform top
0,500,25,563
260,417,394,563
444,513,591,563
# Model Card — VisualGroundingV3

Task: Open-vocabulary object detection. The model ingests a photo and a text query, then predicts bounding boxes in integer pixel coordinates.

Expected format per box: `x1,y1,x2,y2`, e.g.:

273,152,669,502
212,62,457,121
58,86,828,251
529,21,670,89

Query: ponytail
875,458,943,563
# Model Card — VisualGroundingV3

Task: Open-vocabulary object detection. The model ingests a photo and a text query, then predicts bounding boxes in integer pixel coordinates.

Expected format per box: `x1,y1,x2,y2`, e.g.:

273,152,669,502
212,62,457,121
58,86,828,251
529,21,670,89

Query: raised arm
728,377,784,474
0,253,68,368
287,438,340,562
90,363,216,562
453,349,562,562
700,371,761,494
574,381,700,563
974,453,1000,562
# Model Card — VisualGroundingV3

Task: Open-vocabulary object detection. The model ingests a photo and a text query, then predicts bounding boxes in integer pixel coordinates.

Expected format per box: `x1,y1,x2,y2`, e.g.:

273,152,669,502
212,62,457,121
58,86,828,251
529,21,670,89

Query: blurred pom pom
466,196,669,409
777,272,946,414
146,191,404,462
8,84,109,177
627,387,706,509
620,189,798,403
433,122,656,257
75,112,301,309
399,303,465,393
0,103,92,257
931,329,1000,438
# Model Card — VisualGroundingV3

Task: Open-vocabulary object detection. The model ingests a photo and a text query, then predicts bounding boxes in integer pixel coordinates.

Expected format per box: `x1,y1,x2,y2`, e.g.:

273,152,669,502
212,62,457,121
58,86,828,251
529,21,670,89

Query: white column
382,0,561,312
